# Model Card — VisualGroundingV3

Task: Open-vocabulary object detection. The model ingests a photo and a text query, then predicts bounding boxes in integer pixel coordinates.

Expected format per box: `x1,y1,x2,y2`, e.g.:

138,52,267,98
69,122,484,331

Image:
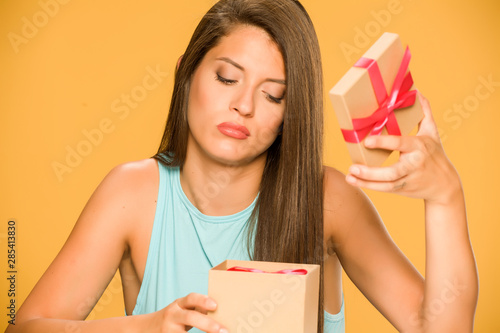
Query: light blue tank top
132,161,345,332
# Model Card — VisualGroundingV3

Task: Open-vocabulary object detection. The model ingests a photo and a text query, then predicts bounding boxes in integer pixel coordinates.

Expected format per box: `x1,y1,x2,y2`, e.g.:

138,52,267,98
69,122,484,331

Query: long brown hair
154,0,325,330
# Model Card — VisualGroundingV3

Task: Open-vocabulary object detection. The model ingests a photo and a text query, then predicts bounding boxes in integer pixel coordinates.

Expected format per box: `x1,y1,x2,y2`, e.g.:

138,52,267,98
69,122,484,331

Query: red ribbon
227,266,308,275
341,46,417,143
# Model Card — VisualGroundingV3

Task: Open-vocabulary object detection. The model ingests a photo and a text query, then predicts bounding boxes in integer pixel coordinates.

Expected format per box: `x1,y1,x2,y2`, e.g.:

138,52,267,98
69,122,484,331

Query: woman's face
187,25,286,166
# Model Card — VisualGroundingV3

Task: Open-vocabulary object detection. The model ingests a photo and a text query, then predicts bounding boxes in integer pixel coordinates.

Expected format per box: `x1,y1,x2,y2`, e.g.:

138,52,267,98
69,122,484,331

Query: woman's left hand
345,92,462,205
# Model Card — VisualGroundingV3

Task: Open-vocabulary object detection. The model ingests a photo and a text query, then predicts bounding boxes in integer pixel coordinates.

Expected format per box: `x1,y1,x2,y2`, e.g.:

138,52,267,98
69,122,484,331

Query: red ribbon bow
227,266,308,275
341,46,417,143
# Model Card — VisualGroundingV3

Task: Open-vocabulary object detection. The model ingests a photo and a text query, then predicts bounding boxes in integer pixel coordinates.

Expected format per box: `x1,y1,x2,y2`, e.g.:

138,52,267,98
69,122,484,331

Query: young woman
6,0,478,332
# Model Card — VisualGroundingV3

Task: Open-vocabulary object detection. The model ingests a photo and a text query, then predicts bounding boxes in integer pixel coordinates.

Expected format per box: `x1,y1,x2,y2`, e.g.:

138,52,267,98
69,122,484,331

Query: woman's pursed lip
217,122,250,139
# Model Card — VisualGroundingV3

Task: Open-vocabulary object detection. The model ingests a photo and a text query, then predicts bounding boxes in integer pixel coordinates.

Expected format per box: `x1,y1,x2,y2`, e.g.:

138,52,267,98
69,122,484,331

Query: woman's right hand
151,293,228,333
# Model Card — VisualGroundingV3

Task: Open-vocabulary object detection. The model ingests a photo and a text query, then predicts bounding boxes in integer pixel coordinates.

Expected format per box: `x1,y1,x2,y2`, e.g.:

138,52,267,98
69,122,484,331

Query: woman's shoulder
88,158,160,238
108,158,159,180
322,165,378,239
101,158,159,192
92,158,160,218
323,165,364,210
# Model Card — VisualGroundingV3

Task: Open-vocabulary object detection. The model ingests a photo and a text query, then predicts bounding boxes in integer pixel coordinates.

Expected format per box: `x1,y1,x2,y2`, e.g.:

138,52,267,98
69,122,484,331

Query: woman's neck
180,149,265,216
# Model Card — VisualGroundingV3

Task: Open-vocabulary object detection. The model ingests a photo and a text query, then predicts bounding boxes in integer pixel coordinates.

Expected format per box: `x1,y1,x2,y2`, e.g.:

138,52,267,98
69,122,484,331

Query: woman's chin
206,146,267,168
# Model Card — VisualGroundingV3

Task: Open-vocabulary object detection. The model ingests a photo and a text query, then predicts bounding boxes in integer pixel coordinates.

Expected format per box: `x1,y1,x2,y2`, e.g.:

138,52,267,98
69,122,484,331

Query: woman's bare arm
325,93,478,332
324,167,426,331
5,161,151,332
5,160,226,333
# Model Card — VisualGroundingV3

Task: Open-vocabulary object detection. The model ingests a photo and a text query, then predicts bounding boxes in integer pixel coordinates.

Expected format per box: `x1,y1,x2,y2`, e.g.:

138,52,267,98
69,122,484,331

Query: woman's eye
265,93,284,105
215,74,237,85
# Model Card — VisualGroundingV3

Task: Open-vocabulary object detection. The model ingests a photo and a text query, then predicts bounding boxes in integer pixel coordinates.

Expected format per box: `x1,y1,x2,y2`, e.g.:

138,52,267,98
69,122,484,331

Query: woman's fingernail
220,329,229,333
350,166,360,176
207,299,217,309
346,175,356,184
364,137,374,147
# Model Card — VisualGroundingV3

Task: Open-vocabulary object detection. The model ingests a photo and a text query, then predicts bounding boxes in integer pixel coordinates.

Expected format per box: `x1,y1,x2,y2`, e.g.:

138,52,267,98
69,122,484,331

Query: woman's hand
151,293,228,333
345,92,462,205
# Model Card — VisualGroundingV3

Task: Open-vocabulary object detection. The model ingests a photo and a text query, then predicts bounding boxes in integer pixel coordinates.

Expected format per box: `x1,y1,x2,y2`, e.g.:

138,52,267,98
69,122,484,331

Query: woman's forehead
204,25,285,76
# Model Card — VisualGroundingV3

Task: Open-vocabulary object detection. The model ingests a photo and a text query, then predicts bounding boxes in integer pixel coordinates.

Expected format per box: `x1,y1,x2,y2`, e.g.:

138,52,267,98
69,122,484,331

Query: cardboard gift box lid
329,32,424,166
208,259,320,333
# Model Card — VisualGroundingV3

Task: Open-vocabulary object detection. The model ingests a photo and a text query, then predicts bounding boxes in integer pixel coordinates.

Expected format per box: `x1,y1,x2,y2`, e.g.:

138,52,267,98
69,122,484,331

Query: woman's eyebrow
267,78,286,85
215,57,286,85
216,57,244,71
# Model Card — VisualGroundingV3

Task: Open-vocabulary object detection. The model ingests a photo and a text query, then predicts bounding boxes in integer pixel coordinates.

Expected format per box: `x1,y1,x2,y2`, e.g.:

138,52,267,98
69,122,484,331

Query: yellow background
1,0,499,331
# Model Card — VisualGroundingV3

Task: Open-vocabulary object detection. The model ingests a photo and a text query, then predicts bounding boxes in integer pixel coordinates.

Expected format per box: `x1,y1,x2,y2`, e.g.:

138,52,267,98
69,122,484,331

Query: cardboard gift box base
208,260,320,333
329,32,424,166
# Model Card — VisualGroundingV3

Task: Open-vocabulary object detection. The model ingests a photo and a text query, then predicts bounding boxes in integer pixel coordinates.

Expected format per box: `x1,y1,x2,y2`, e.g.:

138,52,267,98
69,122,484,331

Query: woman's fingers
416,91,440,140
177,293,224,332
176,309,224,333
177,293,217,312
365,135,430,158
348,163,405,183
345,173,410,193
348,133,437,197
161,293,227,333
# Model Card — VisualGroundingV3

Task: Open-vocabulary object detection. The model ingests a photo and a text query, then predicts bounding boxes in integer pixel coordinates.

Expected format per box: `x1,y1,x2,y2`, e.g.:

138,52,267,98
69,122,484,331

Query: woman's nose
229,86,254,117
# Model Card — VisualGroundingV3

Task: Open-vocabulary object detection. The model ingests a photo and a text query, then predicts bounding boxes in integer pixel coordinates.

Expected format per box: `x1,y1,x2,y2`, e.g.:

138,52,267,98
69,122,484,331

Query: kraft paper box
329,32,424,166
207,259,320,333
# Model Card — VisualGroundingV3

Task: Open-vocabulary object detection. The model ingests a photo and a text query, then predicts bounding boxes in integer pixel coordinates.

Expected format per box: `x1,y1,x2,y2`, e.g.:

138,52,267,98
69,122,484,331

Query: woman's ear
176,55,184,70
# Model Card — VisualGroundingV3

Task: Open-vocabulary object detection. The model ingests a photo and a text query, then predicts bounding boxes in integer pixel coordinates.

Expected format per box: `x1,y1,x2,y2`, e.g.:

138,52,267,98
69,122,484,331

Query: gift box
207,259,320,333
329,32,424,166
